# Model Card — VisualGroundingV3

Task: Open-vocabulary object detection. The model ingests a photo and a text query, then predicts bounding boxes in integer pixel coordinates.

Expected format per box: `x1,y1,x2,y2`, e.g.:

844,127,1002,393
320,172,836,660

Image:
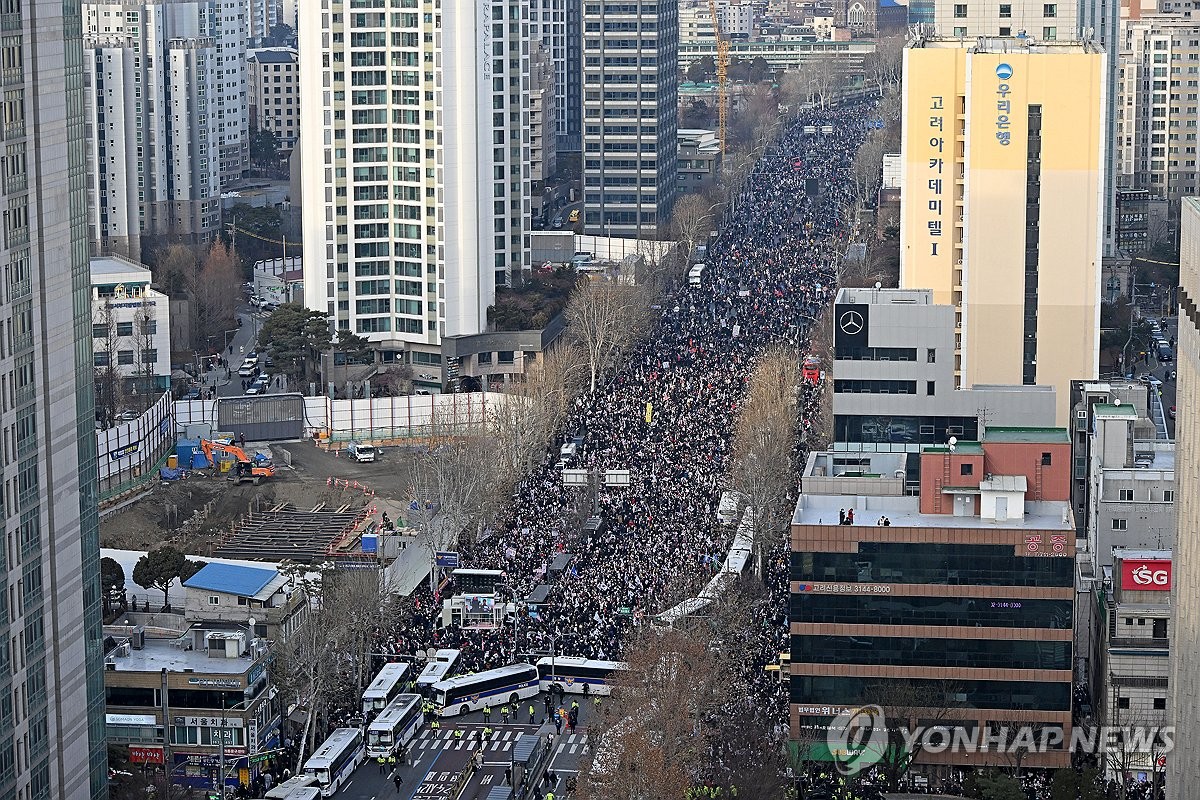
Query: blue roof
184,563,280,598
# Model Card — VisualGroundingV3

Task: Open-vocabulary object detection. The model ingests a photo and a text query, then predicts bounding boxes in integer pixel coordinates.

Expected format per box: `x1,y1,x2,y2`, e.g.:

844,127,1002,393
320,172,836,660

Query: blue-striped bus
302,728,364,796
432,663,539,717
414,648,461,696
361,662,411,715
536,656,628,696
366,693,424,758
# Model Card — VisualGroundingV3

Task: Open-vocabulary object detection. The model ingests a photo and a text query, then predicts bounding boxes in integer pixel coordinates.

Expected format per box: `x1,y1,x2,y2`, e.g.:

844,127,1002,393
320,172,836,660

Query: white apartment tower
582,0,680,238
84,0,248,262
300,0,531,359
1119,17,1200,204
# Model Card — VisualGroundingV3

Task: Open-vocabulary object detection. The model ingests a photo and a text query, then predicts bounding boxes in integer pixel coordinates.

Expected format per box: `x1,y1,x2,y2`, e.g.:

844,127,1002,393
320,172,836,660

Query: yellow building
900,37,1106,425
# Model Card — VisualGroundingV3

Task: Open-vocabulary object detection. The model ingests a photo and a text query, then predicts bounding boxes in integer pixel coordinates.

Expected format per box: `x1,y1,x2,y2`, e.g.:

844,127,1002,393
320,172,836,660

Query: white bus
265,775,320,799
414,648,461,696
361,662,411,715
302,728,365,796
536,656,628,696
432,663,539,717
366,693,424,758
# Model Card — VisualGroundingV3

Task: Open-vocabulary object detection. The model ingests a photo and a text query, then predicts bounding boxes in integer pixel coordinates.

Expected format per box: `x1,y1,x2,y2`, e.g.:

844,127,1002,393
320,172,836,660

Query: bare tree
94,299,128,426
136,294,158,400
851,131,888,215
867,679,963,791
865,34,904,95
730,346,801,576
489,345,583,486
192,240,240,351
565,279,653,393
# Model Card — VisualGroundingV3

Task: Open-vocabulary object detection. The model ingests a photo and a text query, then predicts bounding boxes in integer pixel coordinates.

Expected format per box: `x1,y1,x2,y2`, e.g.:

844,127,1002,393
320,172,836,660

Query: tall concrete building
83,0,248,262
0,0,108,794
248,47,300,157
1167,194,1200,798
299,0,531,363
1118,17,1200,205
900,36,1105,424
582,1,680,237
531,0,568,155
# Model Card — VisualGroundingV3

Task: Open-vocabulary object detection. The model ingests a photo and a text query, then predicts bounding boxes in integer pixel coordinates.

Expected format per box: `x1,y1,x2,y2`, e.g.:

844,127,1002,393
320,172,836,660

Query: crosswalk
408,728,588,756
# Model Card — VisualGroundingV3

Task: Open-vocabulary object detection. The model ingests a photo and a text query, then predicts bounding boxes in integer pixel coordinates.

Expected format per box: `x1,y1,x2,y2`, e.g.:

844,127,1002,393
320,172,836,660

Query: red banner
128,745,165,765
1121,559,1172,591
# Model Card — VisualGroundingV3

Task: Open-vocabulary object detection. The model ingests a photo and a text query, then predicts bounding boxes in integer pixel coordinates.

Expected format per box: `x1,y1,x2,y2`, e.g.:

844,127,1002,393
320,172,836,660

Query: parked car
552,214,564,228
568,209,580,223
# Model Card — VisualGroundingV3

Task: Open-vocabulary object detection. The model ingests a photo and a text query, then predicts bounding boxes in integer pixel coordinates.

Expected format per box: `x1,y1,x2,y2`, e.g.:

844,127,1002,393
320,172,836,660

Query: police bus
303,728,365,796
366,693,424,758
414,648,461,696
264,775,320,799
432,663,539,717
536,656,628,696
361,662,411,715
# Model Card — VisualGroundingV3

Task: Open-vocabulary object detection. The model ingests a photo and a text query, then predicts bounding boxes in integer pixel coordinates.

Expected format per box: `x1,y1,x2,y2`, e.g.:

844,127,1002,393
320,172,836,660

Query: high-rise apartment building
900,36,1105,425
565,0,584,153
1118,17,1200,204
299,0,531,361
2,0,108,794
1167,194,1200,798
531,0,568,155
84,0,248,262
582,0,680,238
248,47,300,157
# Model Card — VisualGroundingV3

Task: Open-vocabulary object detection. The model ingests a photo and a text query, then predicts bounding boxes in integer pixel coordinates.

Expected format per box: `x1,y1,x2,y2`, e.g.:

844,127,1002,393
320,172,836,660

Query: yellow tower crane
707,0,730,155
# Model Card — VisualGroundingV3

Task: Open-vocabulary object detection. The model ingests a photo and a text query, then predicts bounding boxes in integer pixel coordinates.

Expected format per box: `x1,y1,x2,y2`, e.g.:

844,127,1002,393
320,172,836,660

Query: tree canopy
132,547,188,610
258,303,334,383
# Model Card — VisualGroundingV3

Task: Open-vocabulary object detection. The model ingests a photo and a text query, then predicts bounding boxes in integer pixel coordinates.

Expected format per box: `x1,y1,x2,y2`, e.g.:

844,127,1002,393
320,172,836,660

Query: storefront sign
173,716,243,729
128,746,165,765
1122,559,1172,591
186,677,242,688
796,582,892,595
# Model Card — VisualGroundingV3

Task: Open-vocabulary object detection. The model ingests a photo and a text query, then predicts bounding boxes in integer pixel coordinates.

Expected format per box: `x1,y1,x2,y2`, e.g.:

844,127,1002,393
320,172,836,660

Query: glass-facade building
790,440,1076,773
0,0,108,794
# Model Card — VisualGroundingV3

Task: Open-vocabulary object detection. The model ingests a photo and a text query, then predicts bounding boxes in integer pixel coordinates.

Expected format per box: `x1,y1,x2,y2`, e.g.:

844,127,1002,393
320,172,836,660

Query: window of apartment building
954,26,967,35
1043,3,1056,16
1119,488,1134,501
208,596,220,606
1154,697,1167,710
1043,26,1057,39
1112,518,1128,531
927,381,935,396
115,321,133,337
960,463,973,476
999,3,1012,16
117,350,134,365
1165,490,1175,502
927,349,936,363
953,3,967,16
1153,618,1167,638
1041,452,1052,466
1000,26,1011,34
1118,697,1130,709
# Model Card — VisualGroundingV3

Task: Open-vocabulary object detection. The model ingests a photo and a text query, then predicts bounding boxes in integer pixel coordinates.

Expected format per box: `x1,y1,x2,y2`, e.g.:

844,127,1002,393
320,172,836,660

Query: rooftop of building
910,35,1104,55
923,441,985,455
835,286,933,305
247,47,297,63
91,255,151,282
792,493,1073,530
104,636,258,676
981,426,1071,444
805,450,908,478
183,563,288,601
1093,402,1137,418
1114,548,1172,561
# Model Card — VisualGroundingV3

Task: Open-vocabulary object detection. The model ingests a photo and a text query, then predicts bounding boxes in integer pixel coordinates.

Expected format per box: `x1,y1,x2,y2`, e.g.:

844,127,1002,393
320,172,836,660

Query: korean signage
110,441,140,460
994,62,1013,146
173,716,243,729
1122,559,1172,591
1019,534,1070,557
926,94,946,258
186,677,242,688
794,705,857,717
796,582,892,595
128,745,165,765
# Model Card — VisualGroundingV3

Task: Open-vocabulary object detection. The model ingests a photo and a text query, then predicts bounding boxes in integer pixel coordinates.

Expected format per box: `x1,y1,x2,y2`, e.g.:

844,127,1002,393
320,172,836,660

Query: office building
531,0,568,155
790,431,1076,772
91,256,173,393
84,0,249,262
299,1,531,362
678,37,874,73
681,1,718,47
829,287,1057,456
933,0,1077,41
678,129,722,190
1167,194,1200,798
582,1,680,238
565,0,584,153
247,48,300,157
1101,549,1171,782
0,0,110,793
900,36,1105,425
530,26,558,221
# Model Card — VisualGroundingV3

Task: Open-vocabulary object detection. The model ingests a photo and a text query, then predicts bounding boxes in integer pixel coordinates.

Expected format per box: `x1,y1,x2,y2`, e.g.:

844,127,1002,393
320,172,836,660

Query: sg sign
1122,559,1172,591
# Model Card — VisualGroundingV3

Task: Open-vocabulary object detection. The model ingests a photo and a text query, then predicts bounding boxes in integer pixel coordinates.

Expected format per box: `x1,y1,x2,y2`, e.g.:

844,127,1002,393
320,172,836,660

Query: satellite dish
875,281,882,289
948,436,958,446
1114,399,1121,406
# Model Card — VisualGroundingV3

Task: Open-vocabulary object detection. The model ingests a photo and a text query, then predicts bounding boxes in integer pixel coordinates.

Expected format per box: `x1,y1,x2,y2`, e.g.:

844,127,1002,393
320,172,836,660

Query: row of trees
152,241,241,354
99,547,207,614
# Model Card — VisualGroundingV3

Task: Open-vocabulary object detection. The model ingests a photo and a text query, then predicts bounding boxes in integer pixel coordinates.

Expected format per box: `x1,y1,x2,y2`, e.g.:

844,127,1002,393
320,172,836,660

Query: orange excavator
198,439,275,485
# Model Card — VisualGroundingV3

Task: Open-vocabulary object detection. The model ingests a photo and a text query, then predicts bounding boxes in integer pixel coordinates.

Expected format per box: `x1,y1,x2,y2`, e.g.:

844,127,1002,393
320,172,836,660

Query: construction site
99,440,415,562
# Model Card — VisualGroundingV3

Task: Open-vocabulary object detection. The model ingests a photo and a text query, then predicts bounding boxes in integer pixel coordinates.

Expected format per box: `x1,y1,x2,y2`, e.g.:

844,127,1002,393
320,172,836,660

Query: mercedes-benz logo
839,310,864,335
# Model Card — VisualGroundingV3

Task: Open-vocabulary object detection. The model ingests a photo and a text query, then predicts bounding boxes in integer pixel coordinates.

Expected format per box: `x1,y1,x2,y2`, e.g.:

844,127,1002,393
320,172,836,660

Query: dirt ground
100,441,418,556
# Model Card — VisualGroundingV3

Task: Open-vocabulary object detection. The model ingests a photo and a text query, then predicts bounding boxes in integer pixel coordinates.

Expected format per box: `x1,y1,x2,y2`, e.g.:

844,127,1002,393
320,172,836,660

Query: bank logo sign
995,63,1014,80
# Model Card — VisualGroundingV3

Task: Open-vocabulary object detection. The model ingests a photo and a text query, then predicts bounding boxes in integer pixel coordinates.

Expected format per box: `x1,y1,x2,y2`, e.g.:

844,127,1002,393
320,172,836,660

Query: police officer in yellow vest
376,755,386,774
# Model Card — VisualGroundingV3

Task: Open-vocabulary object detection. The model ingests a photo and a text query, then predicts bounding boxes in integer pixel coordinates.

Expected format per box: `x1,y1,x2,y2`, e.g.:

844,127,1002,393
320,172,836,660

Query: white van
688,263,707,287
347,442,377,463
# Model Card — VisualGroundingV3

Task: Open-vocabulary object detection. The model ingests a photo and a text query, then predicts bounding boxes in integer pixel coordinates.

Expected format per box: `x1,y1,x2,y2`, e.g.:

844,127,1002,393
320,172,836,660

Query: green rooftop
982,426,1070,444
923,441,984,454
1093,403,1137,418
